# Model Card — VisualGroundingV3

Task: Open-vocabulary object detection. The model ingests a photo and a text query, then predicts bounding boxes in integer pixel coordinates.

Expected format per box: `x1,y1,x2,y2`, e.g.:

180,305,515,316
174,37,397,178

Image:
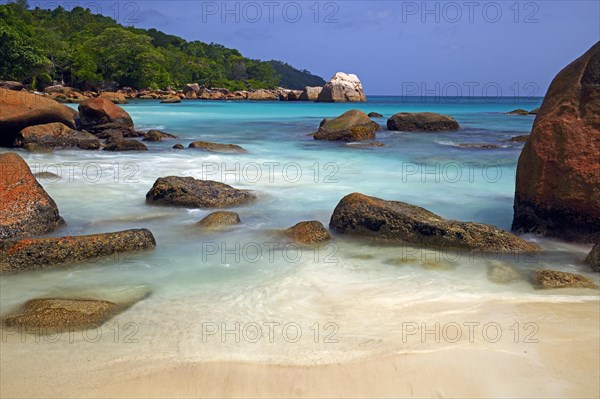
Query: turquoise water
1,97,598,364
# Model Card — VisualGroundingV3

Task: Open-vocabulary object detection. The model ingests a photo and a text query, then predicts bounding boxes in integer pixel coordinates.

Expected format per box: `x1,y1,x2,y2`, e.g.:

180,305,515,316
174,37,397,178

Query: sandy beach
2,300,598,398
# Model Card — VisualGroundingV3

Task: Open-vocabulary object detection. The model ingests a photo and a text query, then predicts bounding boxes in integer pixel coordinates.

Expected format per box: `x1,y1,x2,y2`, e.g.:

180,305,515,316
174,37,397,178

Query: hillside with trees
0,1,325,91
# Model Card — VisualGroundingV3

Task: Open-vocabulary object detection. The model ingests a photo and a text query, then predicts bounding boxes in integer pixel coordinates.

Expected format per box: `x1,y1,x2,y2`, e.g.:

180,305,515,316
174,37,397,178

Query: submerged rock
0,228,156,273
15,122,100,150
529,107,540,115
584,243,600,272
314,110,380,141
368,112,383,118
317,72,366,102
146,176,256,208
0,153,64,240
0,88,77,147
172,143,184,149
458,143,500,149
329,193,540,252
197,211,241,229
142,130,177,142
188,141,247,153
78,98,134,135
23,143,53,153
2,299,120,333
508,135,529,143
512,41,600,243
345,141,385,148
285,221,332,245
387,112,460,132
160,97,181,103
2,292,148,333
103,139,148,151
487,261,523,284
531,269,598,289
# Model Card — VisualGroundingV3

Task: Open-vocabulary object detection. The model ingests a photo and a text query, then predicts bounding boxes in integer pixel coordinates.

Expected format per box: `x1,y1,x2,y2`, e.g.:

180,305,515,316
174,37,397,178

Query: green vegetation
0,1,325,91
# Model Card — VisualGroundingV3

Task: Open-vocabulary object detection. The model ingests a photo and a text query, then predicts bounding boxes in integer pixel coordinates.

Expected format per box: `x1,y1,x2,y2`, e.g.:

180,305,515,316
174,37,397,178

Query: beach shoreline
2,300,598,398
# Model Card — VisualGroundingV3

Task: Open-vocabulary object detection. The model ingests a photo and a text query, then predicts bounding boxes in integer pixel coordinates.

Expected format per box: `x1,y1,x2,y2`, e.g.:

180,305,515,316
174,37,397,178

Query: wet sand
1,300,598,398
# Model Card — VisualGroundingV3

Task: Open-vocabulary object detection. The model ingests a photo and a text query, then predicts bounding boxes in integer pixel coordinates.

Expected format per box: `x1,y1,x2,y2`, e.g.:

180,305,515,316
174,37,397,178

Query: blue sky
38,1,600,94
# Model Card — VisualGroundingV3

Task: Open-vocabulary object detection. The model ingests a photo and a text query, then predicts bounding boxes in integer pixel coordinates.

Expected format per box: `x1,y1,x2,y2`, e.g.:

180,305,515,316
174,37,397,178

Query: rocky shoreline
0,72,367,104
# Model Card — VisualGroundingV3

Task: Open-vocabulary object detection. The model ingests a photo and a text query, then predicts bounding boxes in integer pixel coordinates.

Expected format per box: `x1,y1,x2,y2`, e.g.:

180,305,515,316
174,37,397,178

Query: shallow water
1,96,598,364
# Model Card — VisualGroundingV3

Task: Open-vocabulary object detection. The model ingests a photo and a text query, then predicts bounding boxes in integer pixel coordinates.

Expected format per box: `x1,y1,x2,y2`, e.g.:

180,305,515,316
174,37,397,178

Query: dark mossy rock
314,110,380,141
0,228,156,273
330,193,540,252
188,141,246,153
146,176,256,208
0,153,64,240
103,139,148,151
387,112,460,132
197,211,241,229
531,269,598,289
285,221,332,245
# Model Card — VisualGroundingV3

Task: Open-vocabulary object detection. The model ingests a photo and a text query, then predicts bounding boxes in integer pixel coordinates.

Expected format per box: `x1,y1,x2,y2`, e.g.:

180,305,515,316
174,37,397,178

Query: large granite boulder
78,98,134,134
188,141,247,153
531,269,598,289
584,243,599,272
285,221,332,246
14,122,100,150
512,41,600,243
146,176,256,208
0,153,64,240
317,72,366,102
387,112,460,132
330,193,540,252
0,228,156,273
314,110,380,141
299,86,323,101
0,89,77,147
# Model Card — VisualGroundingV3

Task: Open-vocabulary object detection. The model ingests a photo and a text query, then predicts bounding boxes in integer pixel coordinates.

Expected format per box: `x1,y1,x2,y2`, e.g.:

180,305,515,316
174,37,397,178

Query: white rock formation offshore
317,72,366,102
